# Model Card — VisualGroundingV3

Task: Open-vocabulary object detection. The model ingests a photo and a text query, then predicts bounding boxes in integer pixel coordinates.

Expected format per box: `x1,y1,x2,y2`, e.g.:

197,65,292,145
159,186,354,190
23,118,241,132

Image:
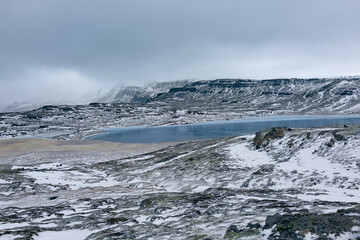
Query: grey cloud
0,0,359,106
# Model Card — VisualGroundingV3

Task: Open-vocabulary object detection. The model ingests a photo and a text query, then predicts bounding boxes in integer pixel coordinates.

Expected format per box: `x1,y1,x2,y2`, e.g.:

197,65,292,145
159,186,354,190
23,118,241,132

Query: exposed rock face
253,127,288,149
110,77,360,116
332,131,344,141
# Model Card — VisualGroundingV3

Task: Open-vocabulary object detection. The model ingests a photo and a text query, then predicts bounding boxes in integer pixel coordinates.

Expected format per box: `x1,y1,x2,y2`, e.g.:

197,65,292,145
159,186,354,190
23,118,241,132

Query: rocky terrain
0,77,360,239
0,125,359,239
1,77,360,140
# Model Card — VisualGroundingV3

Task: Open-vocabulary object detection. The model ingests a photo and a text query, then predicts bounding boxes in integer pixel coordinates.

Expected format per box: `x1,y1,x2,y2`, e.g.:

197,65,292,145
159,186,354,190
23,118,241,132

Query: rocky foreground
0,125,360,239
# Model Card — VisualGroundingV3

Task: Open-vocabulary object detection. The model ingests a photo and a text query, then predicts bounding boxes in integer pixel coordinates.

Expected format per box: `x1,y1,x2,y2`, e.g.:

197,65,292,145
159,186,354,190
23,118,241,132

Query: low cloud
0,67,106,109
0,0,359,107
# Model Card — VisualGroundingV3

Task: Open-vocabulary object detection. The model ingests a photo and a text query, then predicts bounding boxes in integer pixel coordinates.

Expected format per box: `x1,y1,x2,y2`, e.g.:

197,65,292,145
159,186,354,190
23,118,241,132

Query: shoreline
0,138,174,165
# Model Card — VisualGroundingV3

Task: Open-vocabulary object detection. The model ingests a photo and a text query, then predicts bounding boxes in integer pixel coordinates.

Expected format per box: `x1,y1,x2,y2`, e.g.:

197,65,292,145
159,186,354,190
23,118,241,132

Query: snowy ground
0,126,359,239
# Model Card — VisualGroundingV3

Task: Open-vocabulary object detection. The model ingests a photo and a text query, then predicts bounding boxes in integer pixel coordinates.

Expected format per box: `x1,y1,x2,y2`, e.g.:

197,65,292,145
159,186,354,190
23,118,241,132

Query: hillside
0,126,359,239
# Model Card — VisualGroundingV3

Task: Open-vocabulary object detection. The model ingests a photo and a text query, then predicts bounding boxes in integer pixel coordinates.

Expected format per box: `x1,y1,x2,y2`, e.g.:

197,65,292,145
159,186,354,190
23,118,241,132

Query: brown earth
0,138,173,165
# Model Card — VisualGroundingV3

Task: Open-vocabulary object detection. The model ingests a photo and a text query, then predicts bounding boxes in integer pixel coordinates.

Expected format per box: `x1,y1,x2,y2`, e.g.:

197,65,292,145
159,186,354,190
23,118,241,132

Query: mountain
100,77,360,115
3,77,359,114
96,81,190,104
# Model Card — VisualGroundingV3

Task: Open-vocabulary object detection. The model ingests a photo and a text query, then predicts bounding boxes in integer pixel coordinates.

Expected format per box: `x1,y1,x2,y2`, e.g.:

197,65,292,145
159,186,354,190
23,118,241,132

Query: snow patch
34,229,93,240
226,142,272,168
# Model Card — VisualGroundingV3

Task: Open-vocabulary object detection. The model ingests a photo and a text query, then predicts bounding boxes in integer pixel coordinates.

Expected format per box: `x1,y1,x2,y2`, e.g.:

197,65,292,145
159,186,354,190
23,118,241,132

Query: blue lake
86,115,360,143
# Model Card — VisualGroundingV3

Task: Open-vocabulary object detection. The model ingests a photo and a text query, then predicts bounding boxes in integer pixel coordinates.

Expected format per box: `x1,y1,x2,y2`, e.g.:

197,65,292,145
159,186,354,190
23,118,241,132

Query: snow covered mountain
96,81,190,104
101,77,360,115
2,77,359,114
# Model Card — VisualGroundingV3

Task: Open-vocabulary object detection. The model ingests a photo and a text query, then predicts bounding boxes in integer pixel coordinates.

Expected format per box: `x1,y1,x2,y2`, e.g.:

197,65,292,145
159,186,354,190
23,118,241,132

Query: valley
0,78,360,239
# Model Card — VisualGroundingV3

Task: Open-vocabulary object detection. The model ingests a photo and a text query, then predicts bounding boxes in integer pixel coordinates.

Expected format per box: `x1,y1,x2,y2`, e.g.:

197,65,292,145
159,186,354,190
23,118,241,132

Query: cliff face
145,78,360,114
102,77,360,115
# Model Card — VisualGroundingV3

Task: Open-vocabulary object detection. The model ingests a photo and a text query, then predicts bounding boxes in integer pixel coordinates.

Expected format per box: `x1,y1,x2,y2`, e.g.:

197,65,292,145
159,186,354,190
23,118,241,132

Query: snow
22,169,119,190
224,129,360,204
226,140,272,168
1,125,360,239
0,222,29,230
328,232,360,239
0,192,12,196
39,223,58,228
34,229,93,240
192,185,210,192
295,187,360,202
129,150,196,174
277,147,358,179
304,232,317,240
0,235,16,240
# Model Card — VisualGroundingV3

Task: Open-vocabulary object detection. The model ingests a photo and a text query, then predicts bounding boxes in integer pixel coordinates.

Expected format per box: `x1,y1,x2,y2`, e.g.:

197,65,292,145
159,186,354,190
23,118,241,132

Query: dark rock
265,205,360,240
140,199,152,209
333,132,344,141
24,113,42,120
253,131,264,149
278,92,293,96
327,138,336,147
191,194,213,205
319,131,328,136
252,164,274,175
261,91,273,95
253,128,285,149
247,222,261,229
226,225,240,233
106,217,128,224
224,225,260,239
298,209,309,213
169,87,197,93
41,105,57,110
266,128,285,139
59,107,73,112
283,208,292,214
89,102,103,107
338,90,353,96
264,213,282,229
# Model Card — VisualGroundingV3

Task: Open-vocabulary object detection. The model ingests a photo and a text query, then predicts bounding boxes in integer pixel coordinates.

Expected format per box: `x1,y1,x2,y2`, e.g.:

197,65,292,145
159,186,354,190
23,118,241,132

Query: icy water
87,115,360,143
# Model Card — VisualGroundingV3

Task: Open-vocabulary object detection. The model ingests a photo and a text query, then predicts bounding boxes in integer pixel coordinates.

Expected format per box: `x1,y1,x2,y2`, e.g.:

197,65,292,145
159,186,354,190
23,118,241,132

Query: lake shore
0,138,173,165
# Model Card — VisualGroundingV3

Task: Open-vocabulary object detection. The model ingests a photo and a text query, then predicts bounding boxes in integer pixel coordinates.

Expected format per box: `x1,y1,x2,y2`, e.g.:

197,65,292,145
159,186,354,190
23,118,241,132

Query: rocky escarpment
0,125,359,239
114,77,360,115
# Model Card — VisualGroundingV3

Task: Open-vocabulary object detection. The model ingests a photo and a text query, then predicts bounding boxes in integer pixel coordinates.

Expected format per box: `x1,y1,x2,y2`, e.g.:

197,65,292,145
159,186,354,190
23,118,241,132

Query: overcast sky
1,0,360,107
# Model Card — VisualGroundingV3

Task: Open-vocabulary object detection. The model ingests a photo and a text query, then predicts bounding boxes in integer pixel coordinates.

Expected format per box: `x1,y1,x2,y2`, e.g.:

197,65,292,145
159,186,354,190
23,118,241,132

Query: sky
1,0,360,107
